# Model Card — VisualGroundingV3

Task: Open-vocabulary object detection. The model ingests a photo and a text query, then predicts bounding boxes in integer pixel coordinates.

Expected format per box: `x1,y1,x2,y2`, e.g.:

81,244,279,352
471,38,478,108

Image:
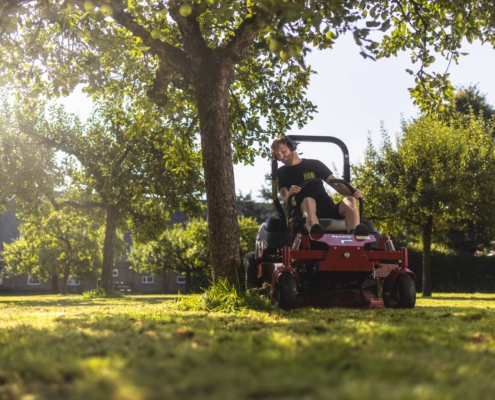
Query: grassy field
1,293,494,400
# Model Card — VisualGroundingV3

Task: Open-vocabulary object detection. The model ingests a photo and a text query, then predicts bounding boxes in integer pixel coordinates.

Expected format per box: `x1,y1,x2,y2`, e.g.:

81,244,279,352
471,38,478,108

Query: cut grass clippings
0,293,495,399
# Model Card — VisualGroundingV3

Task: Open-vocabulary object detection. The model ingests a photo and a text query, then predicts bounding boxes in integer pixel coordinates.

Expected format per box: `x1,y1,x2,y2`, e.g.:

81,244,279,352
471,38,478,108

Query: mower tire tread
275,272,297,310
384,273,416,309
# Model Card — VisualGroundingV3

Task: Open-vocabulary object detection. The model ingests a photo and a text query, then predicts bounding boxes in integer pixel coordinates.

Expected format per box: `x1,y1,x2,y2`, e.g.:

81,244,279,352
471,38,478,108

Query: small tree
130,216,259,293
2,203,109,293
354,115,495,296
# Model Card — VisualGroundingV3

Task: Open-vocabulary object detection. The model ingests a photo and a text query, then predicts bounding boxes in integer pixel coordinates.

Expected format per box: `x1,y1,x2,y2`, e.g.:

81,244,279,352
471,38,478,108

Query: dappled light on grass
0,293,495,399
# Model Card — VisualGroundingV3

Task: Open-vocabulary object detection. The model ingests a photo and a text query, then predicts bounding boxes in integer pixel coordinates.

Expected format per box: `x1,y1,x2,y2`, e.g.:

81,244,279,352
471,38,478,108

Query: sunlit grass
0,293,494,399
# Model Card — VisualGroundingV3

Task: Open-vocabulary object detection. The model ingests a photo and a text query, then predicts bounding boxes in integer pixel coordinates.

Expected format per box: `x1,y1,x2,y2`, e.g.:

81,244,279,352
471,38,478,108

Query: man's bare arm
325,174,363,198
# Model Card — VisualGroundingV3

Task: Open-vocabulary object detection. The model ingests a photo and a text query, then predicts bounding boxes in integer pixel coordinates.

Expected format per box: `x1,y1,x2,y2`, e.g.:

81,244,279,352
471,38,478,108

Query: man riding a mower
270,136,368,236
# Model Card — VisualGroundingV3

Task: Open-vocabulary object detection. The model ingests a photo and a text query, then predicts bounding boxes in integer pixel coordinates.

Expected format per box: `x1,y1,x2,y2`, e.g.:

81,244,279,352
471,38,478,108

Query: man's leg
338,196,359,232
300,197,319,232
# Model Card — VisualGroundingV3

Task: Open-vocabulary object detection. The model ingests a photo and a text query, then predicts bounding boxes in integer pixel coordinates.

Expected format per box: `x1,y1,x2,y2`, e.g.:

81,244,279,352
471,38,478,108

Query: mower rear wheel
384,274,416,309
244,252,262,290
274,273,297,310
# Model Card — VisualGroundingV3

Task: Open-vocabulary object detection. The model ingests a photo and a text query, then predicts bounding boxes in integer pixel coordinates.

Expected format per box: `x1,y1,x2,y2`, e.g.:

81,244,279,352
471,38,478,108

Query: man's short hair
271,137,290,151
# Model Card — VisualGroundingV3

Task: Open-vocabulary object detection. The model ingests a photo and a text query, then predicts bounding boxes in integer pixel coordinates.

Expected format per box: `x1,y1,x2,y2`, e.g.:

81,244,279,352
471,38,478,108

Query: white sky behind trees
60,34,495,199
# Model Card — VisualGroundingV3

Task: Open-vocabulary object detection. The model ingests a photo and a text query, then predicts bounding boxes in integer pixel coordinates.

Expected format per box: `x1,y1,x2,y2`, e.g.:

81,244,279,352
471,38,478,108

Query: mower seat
319,218,346,232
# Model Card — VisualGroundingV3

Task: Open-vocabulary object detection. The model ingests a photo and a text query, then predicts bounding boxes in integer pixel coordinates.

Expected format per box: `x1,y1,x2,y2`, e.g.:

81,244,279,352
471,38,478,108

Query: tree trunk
51,274,60,294
62,263,70,295
101,205,120,291
194,67,241,284
163,264,168,294
185,268,192,294
422,215,433,297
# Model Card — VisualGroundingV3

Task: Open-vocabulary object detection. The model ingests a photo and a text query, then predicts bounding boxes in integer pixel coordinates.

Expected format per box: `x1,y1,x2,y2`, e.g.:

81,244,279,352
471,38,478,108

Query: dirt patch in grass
0,293,494,399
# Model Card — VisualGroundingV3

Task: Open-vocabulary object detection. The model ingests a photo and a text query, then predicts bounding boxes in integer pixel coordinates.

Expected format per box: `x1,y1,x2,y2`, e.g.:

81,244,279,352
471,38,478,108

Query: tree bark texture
101,205,120,291
51,274,59,294
194,66,242,284
422,216,433,296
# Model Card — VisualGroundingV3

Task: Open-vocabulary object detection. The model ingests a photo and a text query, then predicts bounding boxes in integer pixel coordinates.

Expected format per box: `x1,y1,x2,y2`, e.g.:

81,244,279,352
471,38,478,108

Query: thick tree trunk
194,67,241,284
101,205,120,291
422,216,433,297
51,274,60,294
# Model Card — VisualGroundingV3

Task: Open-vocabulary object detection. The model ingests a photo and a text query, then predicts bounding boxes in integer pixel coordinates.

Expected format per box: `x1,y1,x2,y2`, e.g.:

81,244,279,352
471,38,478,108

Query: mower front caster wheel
384,274,416,309
273,272,297,310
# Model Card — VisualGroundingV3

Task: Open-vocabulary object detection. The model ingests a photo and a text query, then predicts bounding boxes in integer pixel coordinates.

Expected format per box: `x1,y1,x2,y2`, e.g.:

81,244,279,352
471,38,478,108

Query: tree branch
220,13,267,65
168,4,211,62
110,1,192,80
47,196,105,211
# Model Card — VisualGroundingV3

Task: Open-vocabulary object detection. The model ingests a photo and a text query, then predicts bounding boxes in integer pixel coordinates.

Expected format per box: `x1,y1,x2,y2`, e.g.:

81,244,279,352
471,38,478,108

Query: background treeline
408,249,495,293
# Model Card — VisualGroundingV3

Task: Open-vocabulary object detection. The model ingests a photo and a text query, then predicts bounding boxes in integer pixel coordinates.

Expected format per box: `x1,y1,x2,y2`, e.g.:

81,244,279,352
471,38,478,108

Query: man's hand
353,189,364,199
288,185,301,196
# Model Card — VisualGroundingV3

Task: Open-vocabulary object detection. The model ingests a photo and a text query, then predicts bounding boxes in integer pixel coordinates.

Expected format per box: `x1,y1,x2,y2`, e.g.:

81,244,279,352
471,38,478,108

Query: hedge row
407,249,495,293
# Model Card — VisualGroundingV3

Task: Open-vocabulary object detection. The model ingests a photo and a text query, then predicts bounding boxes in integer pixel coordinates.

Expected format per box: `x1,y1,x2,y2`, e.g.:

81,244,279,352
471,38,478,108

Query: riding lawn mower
244,135,416,310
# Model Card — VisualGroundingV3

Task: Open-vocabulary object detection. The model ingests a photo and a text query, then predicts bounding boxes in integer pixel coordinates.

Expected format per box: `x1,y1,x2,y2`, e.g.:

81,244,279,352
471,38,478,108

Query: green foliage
175,278,272,312
355,114,495,294
129,216,260,291
2,1,495,116
3,0,495,282
450,84,495,138
355,115,495,239
82,287,124,298
453,85,495,120
0,0,318,158
0,89,204,289
2,201,106,289
237,191,274,223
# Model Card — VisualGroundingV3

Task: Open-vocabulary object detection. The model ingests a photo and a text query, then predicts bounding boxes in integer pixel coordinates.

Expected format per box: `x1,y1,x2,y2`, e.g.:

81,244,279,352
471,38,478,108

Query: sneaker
352,223,369,239
310,223,324,234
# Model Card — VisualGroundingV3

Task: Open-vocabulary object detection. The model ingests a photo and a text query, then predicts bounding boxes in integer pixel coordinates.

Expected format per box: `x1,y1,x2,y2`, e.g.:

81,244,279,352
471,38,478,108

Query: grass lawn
1,293,495,400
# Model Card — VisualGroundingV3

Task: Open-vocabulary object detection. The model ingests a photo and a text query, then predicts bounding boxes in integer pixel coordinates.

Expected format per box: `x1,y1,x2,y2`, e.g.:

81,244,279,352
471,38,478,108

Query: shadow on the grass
427,295,495,302
0,294,178,308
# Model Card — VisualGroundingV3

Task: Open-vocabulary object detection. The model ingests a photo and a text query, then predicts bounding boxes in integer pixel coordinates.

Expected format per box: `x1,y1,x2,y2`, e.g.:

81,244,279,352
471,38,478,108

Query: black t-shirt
277,159,334,207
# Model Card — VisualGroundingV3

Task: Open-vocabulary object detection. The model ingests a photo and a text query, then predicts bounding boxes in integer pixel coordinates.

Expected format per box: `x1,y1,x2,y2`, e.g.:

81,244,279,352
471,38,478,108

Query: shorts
316,200,344,220
295,201,344,219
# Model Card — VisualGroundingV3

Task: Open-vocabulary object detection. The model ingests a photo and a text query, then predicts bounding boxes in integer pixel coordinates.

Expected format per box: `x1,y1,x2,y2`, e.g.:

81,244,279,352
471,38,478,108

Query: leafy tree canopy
354,113,495,294
2,201,112,293
454,85,495,118
1,1,495,116
129,216,259,292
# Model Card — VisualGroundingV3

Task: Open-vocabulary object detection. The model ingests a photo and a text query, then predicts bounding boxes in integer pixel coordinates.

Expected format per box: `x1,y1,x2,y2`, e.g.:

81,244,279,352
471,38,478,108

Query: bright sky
60,34,495,199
